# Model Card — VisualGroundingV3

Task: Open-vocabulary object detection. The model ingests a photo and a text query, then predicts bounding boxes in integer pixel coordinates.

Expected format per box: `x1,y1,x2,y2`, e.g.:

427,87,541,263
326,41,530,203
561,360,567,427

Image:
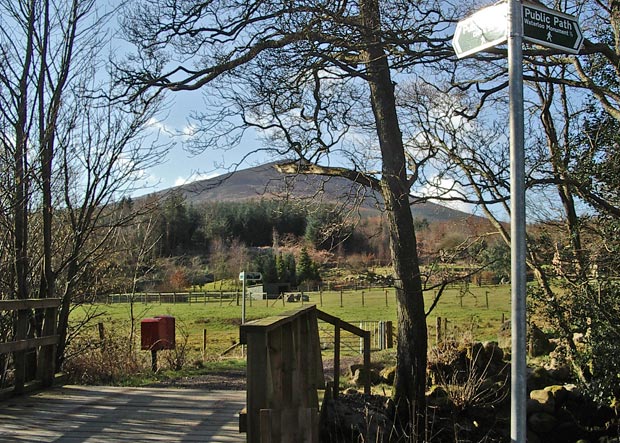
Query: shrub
63,331,145,385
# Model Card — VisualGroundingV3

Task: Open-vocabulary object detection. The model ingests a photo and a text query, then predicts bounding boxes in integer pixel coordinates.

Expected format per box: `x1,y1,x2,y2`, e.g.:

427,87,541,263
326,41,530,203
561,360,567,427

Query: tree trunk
12,0,37,393
360,0,428,438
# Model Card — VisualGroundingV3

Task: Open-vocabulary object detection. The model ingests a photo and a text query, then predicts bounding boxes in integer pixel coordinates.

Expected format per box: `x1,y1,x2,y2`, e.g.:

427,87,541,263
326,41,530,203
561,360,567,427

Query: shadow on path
0,385,245,442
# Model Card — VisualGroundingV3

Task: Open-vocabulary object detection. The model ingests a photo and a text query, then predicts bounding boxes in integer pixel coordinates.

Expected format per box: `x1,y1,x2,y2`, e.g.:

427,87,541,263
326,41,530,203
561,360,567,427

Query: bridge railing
239,304,372,442
0,298,60,396
240,305,324,443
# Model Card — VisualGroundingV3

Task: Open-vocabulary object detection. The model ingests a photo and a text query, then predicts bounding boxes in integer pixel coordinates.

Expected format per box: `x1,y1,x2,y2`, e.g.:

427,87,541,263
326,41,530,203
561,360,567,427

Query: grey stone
530,388,555,413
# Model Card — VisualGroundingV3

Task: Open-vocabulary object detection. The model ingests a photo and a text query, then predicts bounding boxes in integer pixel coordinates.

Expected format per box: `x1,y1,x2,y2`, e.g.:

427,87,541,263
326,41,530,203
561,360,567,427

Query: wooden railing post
36,303,58,386
386,321,393,349
1,298,61,395
241,305,324,443
246,329,269,443
363,331,371,395
333,319,340,399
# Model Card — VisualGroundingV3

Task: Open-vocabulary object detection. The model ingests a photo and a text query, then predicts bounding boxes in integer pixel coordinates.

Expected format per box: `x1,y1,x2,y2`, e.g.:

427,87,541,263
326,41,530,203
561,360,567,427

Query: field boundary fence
318,319,393,354
100,291,241,305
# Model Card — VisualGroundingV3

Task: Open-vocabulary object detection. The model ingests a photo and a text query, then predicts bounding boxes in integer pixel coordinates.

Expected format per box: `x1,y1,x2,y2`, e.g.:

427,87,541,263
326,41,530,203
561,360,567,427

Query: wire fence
318,320,393,354
97,288,394,308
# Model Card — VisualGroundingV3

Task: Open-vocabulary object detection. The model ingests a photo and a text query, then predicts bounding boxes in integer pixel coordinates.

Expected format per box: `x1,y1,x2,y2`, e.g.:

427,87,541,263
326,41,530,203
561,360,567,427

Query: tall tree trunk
36,0,58,386
360,0,427,438
12,0,37,394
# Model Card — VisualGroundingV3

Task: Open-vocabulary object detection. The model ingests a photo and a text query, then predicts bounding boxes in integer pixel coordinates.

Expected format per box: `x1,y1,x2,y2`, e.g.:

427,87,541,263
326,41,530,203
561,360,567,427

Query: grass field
71,283,511,364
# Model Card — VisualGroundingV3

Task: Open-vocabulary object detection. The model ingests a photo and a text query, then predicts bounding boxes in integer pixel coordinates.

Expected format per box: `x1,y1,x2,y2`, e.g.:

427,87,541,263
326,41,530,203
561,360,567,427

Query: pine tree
297,247,313,283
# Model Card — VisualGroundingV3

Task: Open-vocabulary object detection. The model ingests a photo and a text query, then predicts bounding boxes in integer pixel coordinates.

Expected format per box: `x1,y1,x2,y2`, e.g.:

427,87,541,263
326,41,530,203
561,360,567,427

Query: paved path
0,385,245,442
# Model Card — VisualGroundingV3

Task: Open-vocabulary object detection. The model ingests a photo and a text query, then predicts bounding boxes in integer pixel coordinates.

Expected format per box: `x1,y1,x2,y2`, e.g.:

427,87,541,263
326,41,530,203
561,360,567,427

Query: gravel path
142,356,362,391
145,369,246,390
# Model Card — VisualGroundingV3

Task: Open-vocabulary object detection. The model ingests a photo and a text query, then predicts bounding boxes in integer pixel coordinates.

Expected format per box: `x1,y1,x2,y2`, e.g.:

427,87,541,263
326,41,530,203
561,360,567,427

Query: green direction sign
452,2,508,58
522,3,583,54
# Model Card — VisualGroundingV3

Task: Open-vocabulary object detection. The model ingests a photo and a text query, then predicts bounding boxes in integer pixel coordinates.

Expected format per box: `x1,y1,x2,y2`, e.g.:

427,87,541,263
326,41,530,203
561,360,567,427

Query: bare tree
119,0,460,434
413,0,620,402
0,0,168,387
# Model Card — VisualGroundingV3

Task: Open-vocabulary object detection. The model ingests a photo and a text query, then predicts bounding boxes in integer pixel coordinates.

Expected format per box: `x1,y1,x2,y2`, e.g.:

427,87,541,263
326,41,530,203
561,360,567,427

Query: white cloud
418,176,474,214
146,117,173,134
174,171,221,186
180,123,198,138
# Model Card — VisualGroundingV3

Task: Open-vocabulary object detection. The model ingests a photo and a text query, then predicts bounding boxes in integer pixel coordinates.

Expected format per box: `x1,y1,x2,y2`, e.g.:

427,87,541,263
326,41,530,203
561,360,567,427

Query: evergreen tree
296,247,313,283
253,250,278,284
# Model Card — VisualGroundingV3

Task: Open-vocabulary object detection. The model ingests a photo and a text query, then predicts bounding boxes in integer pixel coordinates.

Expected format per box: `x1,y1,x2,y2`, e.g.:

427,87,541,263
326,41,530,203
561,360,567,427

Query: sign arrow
452,2,508,58
522,3,583,54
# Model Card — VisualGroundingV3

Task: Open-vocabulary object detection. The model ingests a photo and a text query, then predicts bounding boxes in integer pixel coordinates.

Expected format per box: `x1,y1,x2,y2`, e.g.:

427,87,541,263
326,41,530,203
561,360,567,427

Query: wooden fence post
203,329,207,359
363,332,371,395
333,320,340,399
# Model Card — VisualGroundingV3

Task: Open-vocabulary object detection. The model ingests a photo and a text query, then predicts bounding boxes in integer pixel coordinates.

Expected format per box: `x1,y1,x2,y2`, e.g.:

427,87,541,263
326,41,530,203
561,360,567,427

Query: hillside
145,161,478,223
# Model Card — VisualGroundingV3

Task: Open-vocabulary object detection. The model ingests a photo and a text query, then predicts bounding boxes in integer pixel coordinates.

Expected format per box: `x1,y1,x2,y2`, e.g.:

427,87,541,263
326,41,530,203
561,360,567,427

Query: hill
145,161,478,223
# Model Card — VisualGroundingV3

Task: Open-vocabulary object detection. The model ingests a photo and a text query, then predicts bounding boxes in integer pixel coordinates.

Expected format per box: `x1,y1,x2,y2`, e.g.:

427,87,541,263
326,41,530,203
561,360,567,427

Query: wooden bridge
0,385,245,442
1,304,374,442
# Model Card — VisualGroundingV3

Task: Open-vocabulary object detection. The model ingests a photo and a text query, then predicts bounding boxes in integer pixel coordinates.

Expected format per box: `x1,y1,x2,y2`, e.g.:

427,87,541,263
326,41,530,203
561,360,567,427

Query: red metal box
154,315,175,350
141,318,162,350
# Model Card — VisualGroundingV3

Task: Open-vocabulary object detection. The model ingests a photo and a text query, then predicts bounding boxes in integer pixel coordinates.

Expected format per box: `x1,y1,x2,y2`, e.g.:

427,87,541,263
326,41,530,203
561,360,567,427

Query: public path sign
452,2,582,441
452,2,508,58
453,2,583,58
522,3,583,53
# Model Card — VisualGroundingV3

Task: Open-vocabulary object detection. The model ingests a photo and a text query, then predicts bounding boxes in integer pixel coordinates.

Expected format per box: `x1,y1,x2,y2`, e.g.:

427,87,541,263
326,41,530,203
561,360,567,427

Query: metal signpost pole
453,3,580,442
507,0,527,441
241,271,246,325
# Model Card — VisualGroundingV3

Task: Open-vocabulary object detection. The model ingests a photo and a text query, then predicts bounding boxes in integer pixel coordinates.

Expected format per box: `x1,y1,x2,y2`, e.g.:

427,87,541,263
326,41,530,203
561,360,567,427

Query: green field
71,284,511,363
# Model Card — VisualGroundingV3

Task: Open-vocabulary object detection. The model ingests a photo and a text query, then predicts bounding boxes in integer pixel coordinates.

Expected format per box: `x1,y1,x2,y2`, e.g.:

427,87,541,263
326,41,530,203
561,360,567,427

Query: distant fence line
97,288,393,306
97,282,504,307
100,291,240,305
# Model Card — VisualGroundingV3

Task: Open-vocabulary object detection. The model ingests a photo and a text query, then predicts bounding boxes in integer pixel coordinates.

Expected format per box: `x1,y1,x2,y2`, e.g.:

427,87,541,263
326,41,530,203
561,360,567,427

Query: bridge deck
0,385,245,442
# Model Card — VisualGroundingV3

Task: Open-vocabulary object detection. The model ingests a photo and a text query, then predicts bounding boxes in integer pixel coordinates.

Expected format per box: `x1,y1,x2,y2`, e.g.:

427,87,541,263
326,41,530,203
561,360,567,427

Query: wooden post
203,329,207,358
385,289,388,307
319,290,323,307
260,409,273,443
436,316,441,344
246,331,269,443
98,322,105,344
339,290,343,308
151,350,158,372
386,321,393,349
486,291,490,309
220,291,223,307
502,312,506,324
363,332,371,395
333,320,340,399
37,304,58,387
361,291,365,307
